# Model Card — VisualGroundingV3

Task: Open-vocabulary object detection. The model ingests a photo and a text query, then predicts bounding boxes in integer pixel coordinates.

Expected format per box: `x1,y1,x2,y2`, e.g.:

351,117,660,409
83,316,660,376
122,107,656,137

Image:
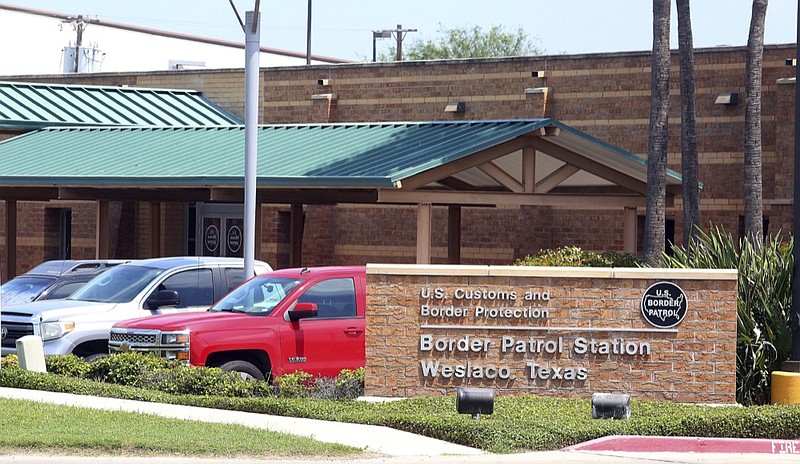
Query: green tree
379,24,542,61
677,0,701,246
643,0,671,266
744,0,768,246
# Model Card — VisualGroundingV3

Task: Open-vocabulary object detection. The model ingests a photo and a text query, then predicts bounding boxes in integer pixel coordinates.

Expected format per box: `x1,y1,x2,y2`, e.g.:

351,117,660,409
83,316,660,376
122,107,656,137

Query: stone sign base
365,264,737,404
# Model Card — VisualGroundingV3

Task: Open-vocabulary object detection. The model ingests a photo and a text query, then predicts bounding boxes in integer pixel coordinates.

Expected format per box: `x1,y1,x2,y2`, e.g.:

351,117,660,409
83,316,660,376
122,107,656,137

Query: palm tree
677,0,700,245
643,0,671,266
744,0,768,245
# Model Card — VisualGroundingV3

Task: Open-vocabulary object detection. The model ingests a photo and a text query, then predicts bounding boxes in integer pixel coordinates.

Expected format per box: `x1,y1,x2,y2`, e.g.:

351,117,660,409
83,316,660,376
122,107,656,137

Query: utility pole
306,0,312,65
393,24,417,61
62,15,87,72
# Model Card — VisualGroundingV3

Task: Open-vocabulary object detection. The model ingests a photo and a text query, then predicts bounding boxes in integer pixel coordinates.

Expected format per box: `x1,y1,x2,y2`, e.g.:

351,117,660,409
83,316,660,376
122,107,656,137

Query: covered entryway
0,119,681,277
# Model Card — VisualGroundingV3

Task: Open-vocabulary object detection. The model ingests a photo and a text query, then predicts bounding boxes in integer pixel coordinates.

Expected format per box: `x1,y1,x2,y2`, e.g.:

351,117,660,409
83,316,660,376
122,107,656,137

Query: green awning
0,119,682,192
0,81,242,129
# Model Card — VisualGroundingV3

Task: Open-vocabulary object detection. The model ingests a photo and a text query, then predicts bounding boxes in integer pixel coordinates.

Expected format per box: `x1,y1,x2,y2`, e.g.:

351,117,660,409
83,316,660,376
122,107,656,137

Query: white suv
0,256,271,360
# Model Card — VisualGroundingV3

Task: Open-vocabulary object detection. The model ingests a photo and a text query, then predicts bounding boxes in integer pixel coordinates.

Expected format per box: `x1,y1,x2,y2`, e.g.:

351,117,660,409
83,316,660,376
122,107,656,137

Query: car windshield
211,276,301,315
0,276,55,306
68,265,165,304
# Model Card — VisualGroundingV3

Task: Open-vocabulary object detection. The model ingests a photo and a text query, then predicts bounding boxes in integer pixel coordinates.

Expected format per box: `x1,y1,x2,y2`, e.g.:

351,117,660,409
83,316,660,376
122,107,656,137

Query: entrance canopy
0,119,682,271
0,119,681,206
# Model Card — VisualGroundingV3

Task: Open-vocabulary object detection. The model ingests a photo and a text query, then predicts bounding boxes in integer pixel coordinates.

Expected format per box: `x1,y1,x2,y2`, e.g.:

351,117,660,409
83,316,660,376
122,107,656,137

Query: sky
5,1,799,61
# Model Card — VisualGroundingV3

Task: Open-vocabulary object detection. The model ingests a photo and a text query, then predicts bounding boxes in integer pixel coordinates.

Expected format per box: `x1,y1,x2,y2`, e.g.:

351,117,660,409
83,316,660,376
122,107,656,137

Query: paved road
2,452,800,464
1,387,800,463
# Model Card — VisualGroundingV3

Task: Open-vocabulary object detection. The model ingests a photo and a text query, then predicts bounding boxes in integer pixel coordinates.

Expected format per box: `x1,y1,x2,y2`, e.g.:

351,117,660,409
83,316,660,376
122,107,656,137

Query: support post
96,200,110,258
5,200,16,280
448,206,461,264
149,202,161,258
624,207,637,254
290,204,303,267
416,203,432,264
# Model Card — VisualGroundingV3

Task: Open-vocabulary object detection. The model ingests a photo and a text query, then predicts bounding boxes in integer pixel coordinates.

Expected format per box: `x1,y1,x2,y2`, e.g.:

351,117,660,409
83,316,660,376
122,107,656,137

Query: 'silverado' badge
640,281,687,328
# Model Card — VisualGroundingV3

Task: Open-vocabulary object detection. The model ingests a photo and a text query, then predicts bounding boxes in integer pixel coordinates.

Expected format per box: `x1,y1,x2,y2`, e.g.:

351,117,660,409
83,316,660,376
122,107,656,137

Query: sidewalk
2,387,800,463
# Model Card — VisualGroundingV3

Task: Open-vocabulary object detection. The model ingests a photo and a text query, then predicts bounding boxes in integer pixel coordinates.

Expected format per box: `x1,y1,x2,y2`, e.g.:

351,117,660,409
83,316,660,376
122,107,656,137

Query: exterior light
456,387,494,419
444,102,466,113
310,93,337,101
524,87,549,95
714,92,739,105
591,392,631,419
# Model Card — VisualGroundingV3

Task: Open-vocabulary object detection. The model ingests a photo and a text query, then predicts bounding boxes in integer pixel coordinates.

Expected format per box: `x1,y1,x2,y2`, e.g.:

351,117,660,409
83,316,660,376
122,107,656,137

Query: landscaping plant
662,226,793,405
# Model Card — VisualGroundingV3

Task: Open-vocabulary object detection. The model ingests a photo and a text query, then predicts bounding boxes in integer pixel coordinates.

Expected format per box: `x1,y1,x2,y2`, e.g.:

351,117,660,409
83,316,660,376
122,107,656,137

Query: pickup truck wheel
84,353,108,363
220,360,265,381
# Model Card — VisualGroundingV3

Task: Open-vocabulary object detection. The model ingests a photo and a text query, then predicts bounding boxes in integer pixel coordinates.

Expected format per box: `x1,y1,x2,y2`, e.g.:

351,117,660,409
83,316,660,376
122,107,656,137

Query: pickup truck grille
108,328,189,363
1,321,34,348
110,332,157,344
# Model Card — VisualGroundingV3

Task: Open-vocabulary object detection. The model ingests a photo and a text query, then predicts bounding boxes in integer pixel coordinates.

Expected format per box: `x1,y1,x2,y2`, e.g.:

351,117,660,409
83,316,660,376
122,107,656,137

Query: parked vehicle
109,266,366,380
0,260,128,307
1,257,272,360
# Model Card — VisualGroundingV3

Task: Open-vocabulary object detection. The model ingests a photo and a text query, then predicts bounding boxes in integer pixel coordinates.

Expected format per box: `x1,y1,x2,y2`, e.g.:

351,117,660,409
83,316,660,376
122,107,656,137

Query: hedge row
3,355,800,453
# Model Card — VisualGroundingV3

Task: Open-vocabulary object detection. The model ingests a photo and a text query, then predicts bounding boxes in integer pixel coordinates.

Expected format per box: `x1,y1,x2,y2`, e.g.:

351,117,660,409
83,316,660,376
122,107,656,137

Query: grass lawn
0,398,362,458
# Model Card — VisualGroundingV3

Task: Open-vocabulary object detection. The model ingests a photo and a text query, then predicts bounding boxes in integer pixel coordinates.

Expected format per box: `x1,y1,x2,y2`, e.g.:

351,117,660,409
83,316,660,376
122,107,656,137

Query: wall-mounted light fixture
714,92,739,105
310,93,337,101
317,78,332,86
456,387,494,419
444,101,466,113
524,87,549,95
531,71,545,78
786,58,797,66
591,393,631,420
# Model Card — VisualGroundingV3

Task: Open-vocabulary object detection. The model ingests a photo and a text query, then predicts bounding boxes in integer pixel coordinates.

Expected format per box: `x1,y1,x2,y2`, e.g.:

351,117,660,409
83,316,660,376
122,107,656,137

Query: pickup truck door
142,268,216,315
278,276,365,377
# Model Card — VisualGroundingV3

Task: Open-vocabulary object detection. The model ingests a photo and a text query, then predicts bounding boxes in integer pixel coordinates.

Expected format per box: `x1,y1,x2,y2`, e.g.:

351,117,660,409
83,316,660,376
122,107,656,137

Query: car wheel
84,353,107,363
220,360,265,381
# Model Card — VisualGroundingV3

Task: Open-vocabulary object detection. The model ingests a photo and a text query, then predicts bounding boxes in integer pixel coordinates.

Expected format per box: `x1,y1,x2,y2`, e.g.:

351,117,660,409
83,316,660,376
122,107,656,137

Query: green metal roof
0,81,242,130
0,119,681,189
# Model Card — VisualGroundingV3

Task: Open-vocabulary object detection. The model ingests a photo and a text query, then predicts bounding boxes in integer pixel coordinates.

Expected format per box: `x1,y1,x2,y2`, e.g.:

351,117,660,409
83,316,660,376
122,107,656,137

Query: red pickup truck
108,266,366,381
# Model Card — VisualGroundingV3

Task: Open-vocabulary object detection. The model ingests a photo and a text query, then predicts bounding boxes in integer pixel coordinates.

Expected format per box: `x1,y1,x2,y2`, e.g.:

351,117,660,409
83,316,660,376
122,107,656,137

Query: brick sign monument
365,265,737,404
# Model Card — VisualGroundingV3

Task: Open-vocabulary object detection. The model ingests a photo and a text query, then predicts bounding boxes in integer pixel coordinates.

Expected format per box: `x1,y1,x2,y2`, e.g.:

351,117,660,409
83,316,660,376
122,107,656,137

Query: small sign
641,281,687,328
227,225,242,254
204,224,220,253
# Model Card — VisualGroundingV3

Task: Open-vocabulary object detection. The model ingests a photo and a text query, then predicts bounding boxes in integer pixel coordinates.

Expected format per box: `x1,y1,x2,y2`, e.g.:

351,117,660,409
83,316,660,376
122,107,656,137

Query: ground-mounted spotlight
591,392,631,420
456,387,495,419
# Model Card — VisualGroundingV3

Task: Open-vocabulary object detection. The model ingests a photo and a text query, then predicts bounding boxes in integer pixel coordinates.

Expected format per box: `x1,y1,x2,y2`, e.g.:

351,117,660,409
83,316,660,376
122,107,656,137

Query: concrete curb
565,435,800,455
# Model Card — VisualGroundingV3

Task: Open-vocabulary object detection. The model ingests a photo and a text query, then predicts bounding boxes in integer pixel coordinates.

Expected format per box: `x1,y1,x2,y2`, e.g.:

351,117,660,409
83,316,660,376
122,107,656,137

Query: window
297,278,357,319
43,281,86,300
223,268,247,293
157,269,214,308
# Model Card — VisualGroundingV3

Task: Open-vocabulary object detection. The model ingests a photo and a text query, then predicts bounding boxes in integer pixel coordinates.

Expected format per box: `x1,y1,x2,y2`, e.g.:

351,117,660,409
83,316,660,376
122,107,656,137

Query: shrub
45,354,90,377
85,352,183,388
0,354,19,369
274,371,315,398
662,226,793,405
514,246,641,267
26,352,365,400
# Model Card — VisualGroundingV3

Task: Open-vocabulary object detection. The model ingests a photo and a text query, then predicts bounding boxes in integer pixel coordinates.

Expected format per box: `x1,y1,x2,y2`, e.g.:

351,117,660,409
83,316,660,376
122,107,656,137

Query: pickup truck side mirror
287,302,318,321
146,289,180,309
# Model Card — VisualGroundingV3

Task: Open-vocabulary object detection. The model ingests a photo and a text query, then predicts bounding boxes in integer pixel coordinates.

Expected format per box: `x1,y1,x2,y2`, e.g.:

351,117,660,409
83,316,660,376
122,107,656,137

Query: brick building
0,43,795,276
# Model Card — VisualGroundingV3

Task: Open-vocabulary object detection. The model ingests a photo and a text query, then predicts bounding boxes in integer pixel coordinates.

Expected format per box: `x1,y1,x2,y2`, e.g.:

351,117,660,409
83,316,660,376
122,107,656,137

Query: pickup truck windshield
68,265,165,304
0,276,55,306
211,276,301,315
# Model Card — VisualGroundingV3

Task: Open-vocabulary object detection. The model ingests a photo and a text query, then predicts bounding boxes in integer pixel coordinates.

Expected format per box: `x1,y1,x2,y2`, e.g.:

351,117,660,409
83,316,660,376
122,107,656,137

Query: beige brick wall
365,266,737,404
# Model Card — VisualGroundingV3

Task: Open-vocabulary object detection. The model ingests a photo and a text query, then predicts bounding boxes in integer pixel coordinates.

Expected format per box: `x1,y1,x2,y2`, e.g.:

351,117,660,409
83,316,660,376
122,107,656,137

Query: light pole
791,0,800,366
372,25,416,62
372,30,392,62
